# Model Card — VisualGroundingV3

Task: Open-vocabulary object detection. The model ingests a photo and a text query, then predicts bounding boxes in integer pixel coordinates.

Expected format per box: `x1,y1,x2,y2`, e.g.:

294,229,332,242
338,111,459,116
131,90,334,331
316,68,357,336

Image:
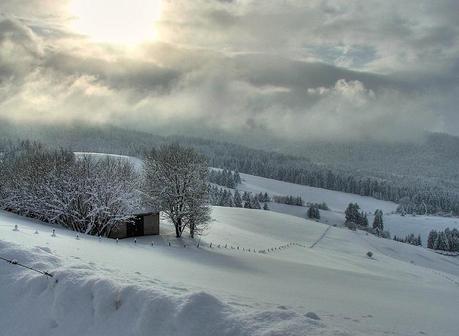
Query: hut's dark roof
131,208,159,216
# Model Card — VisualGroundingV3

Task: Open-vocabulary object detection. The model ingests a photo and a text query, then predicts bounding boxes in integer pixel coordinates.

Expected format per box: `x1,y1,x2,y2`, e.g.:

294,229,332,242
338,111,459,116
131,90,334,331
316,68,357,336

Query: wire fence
0,255,53,278
2,222,334,280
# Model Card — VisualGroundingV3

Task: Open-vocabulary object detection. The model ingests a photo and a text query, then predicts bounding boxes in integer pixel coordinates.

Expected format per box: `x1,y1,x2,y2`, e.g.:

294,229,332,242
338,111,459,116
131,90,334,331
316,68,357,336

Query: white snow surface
1,208,459,336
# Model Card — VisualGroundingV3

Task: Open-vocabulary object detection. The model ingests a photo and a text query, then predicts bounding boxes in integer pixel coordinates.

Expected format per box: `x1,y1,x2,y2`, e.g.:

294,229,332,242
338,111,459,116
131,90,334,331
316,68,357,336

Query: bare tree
143,143,210,238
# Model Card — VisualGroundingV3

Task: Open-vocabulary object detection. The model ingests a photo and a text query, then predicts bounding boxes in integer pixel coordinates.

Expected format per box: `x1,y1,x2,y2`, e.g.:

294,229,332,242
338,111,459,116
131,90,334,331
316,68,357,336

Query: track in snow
310,225,332,248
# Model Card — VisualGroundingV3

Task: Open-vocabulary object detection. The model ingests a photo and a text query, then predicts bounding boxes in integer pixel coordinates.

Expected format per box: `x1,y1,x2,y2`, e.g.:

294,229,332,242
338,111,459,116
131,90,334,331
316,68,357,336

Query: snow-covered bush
0,141,141,236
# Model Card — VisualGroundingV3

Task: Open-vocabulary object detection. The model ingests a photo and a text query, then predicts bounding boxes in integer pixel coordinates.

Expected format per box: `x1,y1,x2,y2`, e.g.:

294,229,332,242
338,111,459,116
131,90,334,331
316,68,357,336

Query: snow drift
0,239,325,336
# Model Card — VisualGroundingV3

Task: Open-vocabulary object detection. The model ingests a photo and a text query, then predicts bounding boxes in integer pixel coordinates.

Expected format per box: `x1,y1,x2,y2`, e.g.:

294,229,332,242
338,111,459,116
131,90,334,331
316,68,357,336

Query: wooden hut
109,209,160,239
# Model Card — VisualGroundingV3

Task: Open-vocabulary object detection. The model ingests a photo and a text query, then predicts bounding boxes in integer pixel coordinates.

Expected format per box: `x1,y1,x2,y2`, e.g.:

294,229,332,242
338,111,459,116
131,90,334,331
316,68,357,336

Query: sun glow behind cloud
68,0,162,45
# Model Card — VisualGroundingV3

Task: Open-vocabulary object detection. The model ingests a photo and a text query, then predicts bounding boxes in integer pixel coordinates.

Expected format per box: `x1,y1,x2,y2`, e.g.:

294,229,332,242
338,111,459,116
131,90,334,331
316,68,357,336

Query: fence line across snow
0,255,54,278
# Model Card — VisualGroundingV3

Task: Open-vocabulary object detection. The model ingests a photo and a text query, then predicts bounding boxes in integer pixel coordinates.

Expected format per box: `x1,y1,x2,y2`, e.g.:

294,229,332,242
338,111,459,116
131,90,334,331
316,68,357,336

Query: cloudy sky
0,0,458,141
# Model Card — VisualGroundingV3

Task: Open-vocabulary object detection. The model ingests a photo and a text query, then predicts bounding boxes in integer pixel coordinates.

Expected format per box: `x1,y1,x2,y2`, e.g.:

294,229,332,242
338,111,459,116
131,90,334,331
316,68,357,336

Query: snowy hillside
71,155,459,244
1,208,459,336
235,171,459,244
237,172,398,213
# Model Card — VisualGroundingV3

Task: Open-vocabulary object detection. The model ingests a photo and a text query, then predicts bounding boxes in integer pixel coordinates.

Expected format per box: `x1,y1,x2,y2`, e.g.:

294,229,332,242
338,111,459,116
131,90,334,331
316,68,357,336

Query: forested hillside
1,120,458,215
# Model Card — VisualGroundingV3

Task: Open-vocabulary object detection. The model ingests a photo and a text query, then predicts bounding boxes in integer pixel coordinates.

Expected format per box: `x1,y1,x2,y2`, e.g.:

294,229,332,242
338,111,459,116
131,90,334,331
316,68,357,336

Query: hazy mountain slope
275,133,459,187
2,121,459,215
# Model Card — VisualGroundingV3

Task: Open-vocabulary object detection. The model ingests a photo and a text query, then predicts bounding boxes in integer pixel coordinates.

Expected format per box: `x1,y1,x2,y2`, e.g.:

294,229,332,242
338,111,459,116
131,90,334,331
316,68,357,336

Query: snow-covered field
237,172,459,244
1,208,459,336
237,172,398,213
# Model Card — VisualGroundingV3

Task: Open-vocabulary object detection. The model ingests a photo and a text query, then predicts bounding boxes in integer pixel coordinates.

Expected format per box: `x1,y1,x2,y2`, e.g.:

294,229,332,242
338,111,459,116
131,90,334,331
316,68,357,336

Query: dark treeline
393,234,422,246
208,169,241,188
306,202,329,210
208,187,269,210
2,124,458,216
427,228,459,252
203,147,459,216
272,195,304,206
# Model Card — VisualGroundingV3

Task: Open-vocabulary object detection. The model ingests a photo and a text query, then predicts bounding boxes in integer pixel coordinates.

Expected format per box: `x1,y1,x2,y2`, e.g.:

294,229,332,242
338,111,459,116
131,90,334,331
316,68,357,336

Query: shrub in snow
367,251,373,258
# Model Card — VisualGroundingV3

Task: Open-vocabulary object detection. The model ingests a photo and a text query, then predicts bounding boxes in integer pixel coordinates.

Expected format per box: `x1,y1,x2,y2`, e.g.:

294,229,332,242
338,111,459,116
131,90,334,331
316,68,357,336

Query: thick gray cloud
0,0,458,141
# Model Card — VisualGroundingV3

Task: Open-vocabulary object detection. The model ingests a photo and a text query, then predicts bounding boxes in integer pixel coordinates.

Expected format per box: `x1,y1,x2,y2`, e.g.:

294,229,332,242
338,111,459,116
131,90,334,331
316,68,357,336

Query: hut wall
108,223,127,239
144,213,160,235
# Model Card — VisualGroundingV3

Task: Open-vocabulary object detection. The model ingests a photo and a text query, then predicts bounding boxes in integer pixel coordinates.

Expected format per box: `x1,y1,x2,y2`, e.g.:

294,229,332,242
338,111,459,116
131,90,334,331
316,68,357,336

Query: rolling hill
1,207,458,336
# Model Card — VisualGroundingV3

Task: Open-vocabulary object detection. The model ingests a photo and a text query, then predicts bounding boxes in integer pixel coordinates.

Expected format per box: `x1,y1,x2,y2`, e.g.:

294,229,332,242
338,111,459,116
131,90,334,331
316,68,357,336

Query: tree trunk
175,218,182,238
190,223,195,239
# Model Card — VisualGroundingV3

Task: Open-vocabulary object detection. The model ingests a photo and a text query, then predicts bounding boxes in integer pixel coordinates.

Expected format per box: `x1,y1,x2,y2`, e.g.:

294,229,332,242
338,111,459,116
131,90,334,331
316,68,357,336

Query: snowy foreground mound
1,208,459,336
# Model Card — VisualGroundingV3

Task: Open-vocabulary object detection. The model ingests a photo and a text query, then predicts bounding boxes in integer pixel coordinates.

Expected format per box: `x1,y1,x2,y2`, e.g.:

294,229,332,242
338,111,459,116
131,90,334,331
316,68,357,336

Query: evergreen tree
242,191,251,203
263,202,269,210
434,232,448,251
359,212,368,227
345,203,361,224
307,205,320,219
263,192,270,202
251,196,261,209
233,190,243,207
427,230,437,249
233,170,241,185
373,209,384,232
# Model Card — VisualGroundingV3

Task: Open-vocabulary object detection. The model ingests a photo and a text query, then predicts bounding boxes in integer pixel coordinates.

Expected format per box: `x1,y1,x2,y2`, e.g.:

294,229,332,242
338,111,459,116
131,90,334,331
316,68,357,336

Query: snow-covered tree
345,203,360,224
143,143,210,238
0,141,140,236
